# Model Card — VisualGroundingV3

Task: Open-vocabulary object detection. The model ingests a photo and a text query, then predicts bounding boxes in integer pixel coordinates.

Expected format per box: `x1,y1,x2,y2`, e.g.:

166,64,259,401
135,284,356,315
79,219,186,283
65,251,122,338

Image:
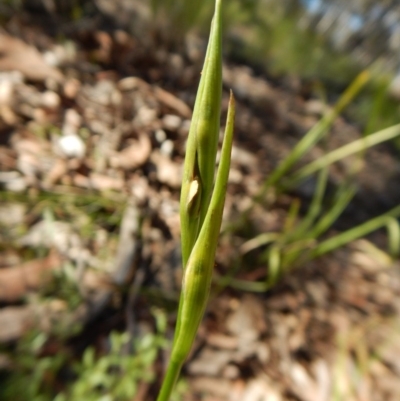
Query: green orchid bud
157,94,235,401
157,1,235,400
180,0,223,269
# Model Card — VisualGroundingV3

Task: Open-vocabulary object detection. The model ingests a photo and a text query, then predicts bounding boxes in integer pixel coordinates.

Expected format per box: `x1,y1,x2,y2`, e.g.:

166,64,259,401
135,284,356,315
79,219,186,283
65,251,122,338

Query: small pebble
42,91,60,109
58,135,86,158
160,139,174,157
0,80,13,104
162,114,181,131
155,129,167,143
63,78,81,99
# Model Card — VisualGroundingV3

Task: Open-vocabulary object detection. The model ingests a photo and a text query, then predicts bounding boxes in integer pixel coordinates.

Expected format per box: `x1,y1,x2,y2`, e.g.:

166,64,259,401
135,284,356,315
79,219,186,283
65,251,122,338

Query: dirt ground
1,3,400,401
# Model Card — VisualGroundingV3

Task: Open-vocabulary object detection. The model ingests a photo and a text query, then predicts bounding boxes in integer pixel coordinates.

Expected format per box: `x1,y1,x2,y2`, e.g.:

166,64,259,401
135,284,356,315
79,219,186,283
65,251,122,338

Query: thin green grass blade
287,123,400,186
308,183,356,240
240,233,279,254
386,218,400,258
310,204,400,259
283,198,300,235
287,166,329,242
266,244,281,286
354,240,392,267
257,70,370,196
226,278,270,293
281,238,316,268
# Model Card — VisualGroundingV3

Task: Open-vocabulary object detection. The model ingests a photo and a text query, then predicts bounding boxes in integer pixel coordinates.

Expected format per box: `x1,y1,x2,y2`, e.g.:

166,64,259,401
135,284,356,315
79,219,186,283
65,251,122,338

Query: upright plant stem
156,1,235,399
156,93,235,401
156,359,183,401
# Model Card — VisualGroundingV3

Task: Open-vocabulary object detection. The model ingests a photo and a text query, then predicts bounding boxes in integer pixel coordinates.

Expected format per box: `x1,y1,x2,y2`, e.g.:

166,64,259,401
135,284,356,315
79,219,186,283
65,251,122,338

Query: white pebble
58,135,86,158
42,91,60,109
155,129,167,143
160,139,174,157
162,114,182,131
0,80,13,104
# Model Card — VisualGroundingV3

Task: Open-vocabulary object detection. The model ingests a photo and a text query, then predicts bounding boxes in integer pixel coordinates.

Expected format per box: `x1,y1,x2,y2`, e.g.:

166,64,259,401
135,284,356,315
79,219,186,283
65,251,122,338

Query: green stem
156,359,183,401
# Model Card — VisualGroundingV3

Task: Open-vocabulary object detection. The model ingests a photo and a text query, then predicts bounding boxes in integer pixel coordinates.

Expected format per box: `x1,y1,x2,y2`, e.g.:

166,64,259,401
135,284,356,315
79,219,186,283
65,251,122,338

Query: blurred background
2,0,400,124
1,0,400,400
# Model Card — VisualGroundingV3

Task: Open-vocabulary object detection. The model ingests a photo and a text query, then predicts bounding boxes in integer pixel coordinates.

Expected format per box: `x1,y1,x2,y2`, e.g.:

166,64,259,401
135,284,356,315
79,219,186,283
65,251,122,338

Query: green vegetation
56,311,167,401
1,331,67,401
1,310,168,401
225,72,400,293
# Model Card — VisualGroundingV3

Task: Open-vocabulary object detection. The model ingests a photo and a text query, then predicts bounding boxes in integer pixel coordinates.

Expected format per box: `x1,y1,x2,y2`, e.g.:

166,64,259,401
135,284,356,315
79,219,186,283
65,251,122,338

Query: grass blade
310,204,400,259
287,123,400,186
258,70,370,196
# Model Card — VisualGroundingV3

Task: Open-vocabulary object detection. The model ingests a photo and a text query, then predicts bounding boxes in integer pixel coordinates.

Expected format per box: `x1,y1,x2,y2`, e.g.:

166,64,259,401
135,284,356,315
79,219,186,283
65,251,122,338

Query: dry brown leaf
151,150,182,188
42,159,68,188
190,377,232,398
240,377,282,401
111,200,140,285
118,76,149,92
0,306,36,342
206,333,239,350
188,348,232,376
0,203,25,228
0,251,61,302
109,134,152,170
226,295,267,340
89,173,124,191
118,76,191,118
154,86,192,118
0,34,63,82
0,146,17,170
